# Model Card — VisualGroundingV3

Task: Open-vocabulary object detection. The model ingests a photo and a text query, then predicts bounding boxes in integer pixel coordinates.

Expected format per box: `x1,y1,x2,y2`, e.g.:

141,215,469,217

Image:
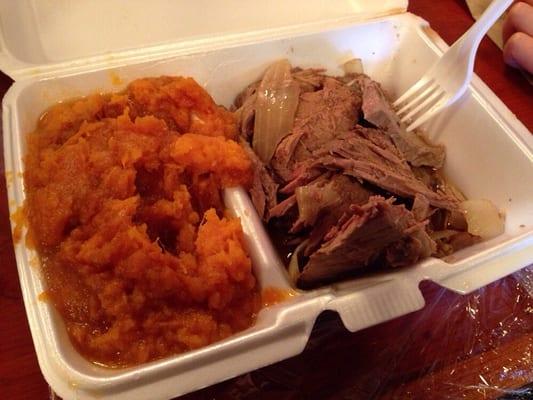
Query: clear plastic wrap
181,267,533,400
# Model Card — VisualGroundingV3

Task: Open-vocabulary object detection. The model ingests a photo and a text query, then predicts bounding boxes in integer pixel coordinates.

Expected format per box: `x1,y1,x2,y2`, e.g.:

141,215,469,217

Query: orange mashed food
24,76,260,367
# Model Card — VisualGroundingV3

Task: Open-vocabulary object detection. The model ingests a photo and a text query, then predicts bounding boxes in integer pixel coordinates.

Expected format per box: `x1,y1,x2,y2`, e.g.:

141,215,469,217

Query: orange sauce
10,206,26,244
38,291,50,302
262,287,297,307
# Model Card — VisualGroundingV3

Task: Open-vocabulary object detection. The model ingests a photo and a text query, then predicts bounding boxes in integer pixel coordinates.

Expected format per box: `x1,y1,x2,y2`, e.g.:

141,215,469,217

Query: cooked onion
343,58,364,75
295,183,337,226
288,239,309,283
460,199,505,239
253,59,300,163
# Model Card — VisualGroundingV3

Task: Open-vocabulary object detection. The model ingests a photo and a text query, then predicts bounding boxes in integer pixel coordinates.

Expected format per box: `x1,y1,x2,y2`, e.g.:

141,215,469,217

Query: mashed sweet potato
24,77,260,367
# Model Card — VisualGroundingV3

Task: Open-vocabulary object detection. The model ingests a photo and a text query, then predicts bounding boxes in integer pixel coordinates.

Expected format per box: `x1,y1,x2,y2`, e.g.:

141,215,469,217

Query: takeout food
23,76,260,367
5,5,531,396
235,60,505,287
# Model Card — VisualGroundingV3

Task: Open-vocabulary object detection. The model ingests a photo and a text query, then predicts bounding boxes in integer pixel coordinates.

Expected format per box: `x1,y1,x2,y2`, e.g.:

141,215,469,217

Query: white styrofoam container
2,1,533,399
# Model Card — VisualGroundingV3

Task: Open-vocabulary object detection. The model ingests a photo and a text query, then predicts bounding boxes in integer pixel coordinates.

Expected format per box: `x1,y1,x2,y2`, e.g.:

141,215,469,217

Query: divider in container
224,188,292,289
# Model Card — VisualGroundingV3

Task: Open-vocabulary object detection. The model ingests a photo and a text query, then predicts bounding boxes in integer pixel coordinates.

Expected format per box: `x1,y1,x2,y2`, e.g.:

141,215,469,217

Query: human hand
502,0,533,73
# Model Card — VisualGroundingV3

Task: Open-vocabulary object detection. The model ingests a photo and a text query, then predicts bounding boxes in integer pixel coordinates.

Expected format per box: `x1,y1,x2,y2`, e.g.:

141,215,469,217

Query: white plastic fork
394,0,514,132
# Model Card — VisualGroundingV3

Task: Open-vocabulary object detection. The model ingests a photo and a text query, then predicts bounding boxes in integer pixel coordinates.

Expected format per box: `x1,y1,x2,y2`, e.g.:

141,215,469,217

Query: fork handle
462,0,514,50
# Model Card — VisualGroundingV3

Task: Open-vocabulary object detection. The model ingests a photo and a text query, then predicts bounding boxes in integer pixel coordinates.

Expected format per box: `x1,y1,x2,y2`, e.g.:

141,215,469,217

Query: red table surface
0,1,531,399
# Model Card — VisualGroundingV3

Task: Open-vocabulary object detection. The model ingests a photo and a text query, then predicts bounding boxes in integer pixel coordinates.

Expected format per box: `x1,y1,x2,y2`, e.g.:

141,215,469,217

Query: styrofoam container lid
0,0,406,80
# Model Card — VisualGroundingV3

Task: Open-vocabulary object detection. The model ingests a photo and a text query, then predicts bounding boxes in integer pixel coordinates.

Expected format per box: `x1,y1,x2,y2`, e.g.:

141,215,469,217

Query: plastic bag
181,266,533,400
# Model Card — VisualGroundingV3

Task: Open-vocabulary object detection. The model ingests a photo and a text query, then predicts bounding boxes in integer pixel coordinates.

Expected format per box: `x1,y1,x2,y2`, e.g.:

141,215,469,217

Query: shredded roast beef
392,130,446,169
234,81,259,141
292,67,326,93
298,197,435,285
269,194,296,220
271,77,361,181
283,129,458,210
234,62,480,286
292,174,372,233
240,139,278,220
356,74,445,169
356,75,401,136
291,174,372,256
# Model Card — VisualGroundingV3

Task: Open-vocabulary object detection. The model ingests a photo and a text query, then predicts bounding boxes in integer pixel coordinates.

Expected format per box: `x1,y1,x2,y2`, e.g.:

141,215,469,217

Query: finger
513,0,533,6
503,2,533,43
503,32,533,73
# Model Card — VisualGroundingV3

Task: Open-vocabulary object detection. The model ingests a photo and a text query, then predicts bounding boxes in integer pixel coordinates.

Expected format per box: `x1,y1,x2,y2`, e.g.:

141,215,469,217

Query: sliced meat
320,155,456,210
304,213,341,257
356,74,445,168
240,140,278,220
297,130,458,210
268,194,296,219
356,126,403,159
294,77,360,126
385,226,436,267
234,81,259,140
235,63,479,289
271,77,362,181
270,128,307,182
279,164,322,195
412,166,443,191
313,128,412,174
292,68,326,93
292,174,373,232
356,74,401,135
298,196,436,284
448,232,481,252
298,175,373,256
234,80,259,109
392,130,445,169
433,230,481,257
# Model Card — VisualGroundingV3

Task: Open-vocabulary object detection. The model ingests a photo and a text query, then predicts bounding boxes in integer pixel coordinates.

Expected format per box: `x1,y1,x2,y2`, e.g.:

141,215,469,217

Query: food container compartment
3,3,533,399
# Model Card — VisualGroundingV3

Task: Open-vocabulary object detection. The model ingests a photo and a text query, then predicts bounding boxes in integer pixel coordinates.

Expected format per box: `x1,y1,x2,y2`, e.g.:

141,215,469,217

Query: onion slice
288,239,309,284
343,58,364,75
253,59,300,163
460,199,505,239
295,183,337,227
